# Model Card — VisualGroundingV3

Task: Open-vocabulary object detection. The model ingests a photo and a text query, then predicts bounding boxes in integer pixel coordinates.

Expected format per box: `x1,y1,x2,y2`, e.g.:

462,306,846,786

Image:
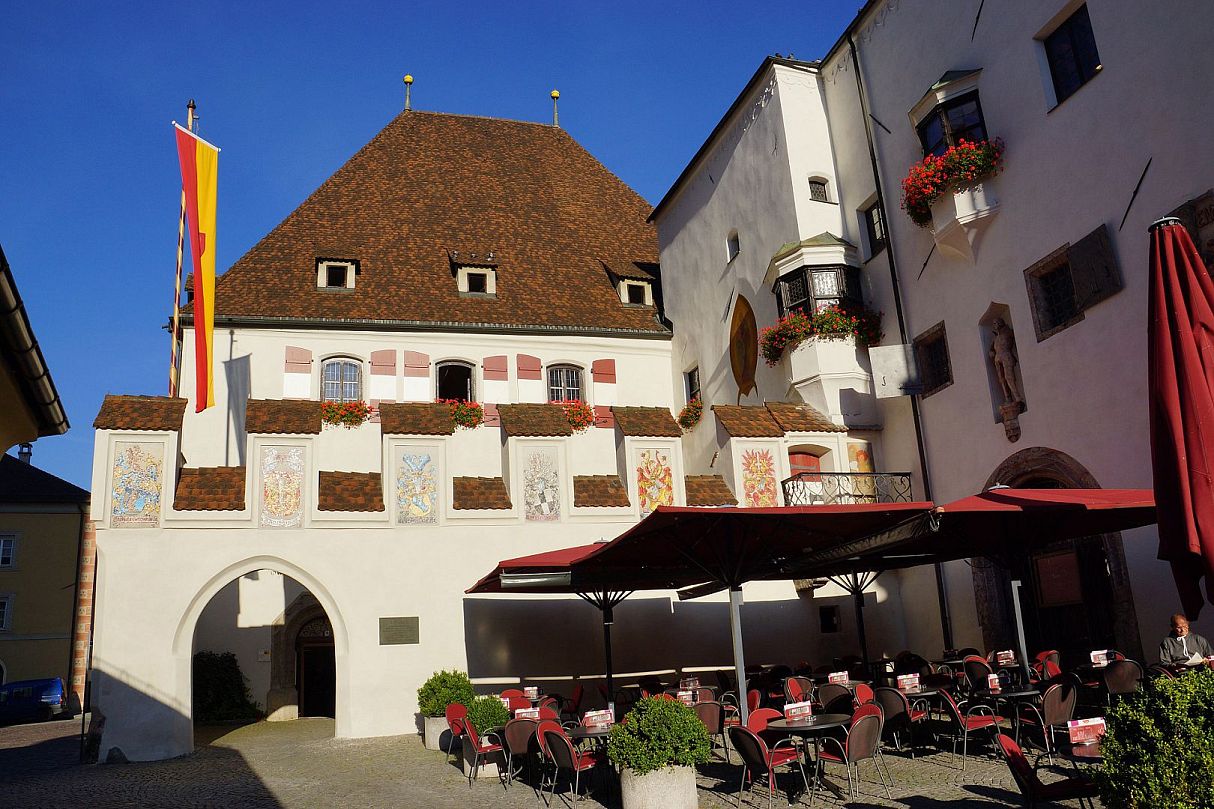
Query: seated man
1159,613,1214,666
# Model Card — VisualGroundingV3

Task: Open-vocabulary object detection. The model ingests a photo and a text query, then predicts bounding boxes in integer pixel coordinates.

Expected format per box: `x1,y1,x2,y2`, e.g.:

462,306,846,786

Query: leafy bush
677,398,703,431
607,696,711,776
439,399,484,430
556,399,596,432
1097,668,1214,808
416,669,475,718
192,651,261,723
759,305,884,366
466,695,510,733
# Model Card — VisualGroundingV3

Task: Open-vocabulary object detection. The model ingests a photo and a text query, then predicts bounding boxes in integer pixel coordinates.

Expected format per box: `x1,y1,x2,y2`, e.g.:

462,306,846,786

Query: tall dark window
547,365,583,402
1044,5,1101,105
684,367,700,402
863,203,886,257
916,91,987,157
436,361,474,401
776,265,862,317
913,322,953,397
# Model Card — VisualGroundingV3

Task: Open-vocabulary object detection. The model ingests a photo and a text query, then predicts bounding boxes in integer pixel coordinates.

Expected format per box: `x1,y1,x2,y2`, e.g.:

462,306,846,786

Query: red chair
963,655,995,692
444,703,468,764
997,734,1098,808
540,723,605,805
508,696,531,712
728,725,809,809
783,676,813,704
538,706,559,720
561,684,584,720
939,688,1002,773
874,687,928,755
854,682,875,705
537,696,560,714
502,717,538,788
452,716,504,788
501,688,525,699
814,703,891,802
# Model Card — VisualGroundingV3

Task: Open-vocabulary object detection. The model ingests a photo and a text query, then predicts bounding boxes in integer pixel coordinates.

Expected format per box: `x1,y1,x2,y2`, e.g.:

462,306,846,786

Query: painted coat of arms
397,451,439,524
110,442,163,527
741,448,778,507
523,448,560,521
260,446,305,528
636,449,674,516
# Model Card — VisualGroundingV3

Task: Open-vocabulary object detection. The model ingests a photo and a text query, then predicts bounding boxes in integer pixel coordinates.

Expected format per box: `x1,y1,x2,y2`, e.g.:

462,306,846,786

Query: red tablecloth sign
828,671,848,684
515,707,541,719
784,700,814,721
896,674,920,691
1068,717,1106,745
582,709,613,728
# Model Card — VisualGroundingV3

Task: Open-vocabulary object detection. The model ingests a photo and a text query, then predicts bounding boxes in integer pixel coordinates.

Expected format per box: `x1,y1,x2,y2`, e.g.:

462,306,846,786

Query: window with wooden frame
913,321,953,397
916,91,988,157
808,178,830,203
1024,224,1122,341
436,361,475,402
775,265,862,317
684,367,700,403
321,358,362,402
316,259,357,289
863,202,886,258
547,365,583,402
0,595,10,631
1043,4,1101,106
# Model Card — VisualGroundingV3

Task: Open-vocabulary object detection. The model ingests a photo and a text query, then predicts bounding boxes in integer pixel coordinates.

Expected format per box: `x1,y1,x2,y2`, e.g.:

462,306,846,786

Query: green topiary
192,651,261,723
607,696,711,776
1097,668,1214,808
466,694,510,734
416,669,475,718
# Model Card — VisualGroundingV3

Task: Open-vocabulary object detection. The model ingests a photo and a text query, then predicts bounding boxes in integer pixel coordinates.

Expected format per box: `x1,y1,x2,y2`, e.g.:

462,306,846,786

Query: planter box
620,765,698,809
930,177,1000,262
783,336,875,426
423,715,448,751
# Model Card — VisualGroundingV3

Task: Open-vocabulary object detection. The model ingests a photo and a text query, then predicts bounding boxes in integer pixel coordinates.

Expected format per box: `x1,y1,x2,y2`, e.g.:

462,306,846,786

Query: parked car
0,678,67,724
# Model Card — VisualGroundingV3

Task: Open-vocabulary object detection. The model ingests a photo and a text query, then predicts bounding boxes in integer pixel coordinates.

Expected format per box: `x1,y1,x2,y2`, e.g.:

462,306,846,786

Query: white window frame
617,280,653,306
547,365,584,403
684,367,700,403
0,534,14,569
456,265,497,295
316,260,357,290
0,595,11,631
320,357,363,403
435,360,476,402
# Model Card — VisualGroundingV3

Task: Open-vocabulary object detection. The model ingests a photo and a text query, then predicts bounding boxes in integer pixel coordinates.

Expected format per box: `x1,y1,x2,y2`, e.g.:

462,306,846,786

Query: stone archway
973,447,1142,661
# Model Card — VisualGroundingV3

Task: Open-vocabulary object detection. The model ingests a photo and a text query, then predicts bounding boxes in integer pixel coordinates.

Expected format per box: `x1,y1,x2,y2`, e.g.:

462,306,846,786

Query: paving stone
0,717,1100,808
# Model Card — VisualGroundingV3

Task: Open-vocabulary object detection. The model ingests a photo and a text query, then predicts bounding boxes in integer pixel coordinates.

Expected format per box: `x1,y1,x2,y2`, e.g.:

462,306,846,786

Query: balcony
781,471,914,506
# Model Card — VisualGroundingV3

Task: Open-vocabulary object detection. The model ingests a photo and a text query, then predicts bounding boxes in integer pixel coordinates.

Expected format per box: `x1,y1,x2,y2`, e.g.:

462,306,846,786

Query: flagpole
168,100,195,397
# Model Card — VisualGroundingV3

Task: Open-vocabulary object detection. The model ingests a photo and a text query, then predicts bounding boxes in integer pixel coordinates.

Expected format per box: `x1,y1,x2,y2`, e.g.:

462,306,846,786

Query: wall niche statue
979,304,1027,442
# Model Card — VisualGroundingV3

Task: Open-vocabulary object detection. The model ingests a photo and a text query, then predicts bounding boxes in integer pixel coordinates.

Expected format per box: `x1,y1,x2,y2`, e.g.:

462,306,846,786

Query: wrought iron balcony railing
781,471,914,506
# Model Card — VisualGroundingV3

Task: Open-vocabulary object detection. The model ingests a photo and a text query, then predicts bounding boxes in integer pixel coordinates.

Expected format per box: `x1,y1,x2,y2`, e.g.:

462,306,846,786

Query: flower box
929,176,1001,261
783,336,877,426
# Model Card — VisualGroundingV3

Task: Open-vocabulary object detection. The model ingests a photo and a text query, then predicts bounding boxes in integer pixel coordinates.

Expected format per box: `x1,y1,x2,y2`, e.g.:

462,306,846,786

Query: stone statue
989,318,1023,406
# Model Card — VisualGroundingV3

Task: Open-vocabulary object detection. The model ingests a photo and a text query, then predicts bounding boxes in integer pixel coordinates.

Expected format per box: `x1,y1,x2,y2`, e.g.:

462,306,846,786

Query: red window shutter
370,350,396,374
591,359,616,384
284,346,311,373
789,452,821,480
403,351,430,377
483,355,508,381
517,354,542,380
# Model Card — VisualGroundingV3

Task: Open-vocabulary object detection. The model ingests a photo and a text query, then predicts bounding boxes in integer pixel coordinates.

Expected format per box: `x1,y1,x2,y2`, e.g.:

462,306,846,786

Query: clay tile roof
379,403,454,436
93,395,187,432
764,402,847,433
712,405,784,438
497,404,572,437
174,467,246,511
611,406,682,437
685,475,738,507
195,111,666,337
452,477,512,510
317,471,384,512
245,399,322,434
573,475,630,508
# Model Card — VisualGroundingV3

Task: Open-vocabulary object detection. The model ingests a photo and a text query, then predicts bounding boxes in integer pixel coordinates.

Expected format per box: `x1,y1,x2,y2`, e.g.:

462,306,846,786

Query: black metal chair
728,725,810,809
693,700,731,763
813,704,891,802
874,686,928,756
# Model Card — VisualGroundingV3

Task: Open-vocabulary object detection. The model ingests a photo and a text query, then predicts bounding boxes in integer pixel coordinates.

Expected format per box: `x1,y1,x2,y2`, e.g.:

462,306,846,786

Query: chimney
17,443,32,464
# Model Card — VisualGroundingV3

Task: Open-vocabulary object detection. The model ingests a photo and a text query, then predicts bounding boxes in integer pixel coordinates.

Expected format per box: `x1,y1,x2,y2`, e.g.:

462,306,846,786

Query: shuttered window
914,322,953,397
1024,225,1122,342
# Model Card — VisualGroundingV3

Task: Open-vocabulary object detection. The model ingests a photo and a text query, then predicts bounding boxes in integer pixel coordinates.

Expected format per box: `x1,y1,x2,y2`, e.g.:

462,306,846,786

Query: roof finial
550,89,560,128
403,74,414,111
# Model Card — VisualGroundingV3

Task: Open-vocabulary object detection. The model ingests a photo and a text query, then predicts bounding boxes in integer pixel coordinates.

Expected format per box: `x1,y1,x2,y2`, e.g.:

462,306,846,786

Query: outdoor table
766,714,852,799
810,676,870,689
568,725,612,742
970,686,1039,742
1052,739,1103,770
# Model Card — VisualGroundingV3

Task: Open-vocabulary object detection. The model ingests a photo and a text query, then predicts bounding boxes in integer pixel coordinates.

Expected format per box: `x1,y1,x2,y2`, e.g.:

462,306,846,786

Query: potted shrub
320,399,372,428
556,399,596,433
439,399,484,430
416,669,475,751
759,305,883,367
607,696,711,809
461,695,511,778
1097,667,1214,808
677,398,702,432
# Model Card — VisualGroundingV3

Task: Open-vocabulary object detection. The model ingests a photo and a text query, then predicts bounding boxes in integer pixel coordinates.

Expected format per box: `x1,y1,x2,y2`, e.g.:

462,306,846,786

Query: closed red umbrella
1149,217,1214,618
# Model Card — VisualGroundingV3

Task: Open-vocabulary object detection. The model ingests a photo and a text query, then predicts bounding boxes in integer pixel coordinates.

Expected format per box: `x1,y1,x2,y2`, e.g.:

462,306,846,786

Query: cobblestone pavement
0,717,1098,808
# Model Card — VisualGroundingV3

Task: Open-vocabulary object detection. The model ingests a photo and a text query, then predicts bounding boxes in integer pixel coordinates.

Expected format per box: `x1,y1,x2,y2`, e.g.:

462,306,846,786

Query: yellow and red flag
174,123,219,412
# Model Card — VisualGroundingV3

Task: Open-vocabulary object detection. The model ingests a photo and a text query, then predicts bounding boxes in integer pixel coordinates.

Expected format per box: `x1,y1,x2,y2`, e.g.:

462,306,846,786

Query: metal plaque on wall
379,616,420,645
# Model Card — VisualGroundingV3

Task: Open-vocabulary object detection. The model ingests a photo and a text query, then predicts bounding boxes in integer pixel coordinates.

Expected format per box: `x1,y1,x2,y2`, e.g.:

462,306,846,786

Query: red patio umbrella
1148,217,1214,618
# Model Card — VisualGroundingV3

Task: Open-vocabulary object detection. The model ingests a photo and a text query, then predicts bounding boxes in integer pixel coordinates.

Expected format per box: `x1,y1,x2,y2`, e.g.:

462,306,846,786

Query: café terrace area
433,485,1158,807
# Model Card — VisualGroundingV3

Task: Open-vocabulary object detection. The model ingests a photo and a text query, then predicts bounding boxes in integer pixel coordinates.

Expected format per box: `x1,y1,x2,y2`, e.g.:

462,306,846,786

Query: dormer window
317,259,357,290
456,265,497,296
617,279,653,306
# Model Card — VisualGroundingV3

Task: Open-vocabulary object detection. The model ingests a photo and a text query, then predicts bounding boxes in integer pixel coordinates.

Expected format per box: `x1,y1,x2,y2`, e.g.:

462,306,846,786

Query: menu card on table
1090,650,1111,667
996,650,1016,666
498,696,511,709
679,676,700,690
524,686,540,699
582,709,614,728
1067,717,1106,745
514,707,541,720
784,700,814,721
986,673,1002,692
676,690,695,706
896,674,920,691
828,671,848,684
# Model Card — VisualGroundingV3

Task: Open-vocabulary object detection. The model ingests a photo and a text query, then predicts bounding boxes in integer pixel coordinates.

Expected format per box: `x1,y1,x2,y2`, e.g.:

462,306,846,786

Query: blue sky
1,1,859,487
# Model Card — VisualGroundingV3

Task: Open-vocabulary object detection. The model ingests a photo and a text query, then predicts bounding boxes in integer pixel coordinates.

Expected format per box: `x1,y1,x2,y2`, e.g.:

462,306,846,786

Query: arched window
321,358,362,402
436,361,475,402
547,365,583,402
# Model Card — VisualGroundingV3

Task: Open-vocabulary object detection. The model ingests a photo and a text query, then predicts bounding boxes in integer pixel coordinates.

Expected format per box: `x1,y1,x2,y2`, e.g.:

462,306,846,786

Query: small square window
0,536,13,568
626,283,647,305
466,273,488,294
808,179,829,202
863,202,886,257
317,260,356,289
1044,4,1101,105
913,321,953,397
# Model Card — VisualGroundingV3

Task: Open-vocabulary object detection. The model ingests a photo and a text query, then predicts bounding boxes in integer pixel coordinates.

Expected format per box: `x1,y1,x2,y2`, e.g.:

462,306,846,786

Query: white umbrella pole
728,586,749,725
1010,579,1032,682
